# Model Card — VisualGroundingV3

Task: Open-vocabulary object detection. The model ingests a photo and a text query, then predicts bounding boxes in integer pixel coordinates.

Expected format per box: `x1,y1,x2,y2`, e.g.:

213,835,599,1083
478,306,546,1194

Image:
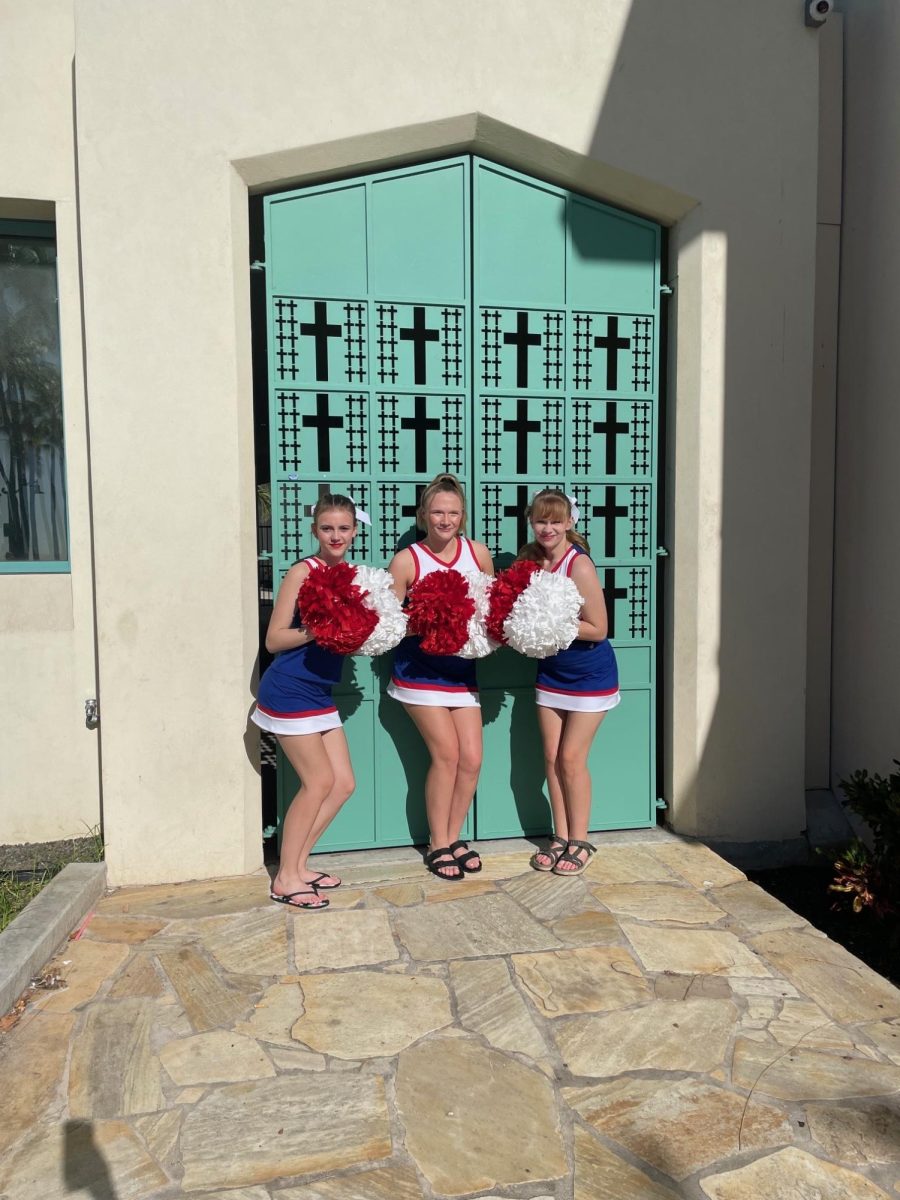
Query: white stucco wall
832,0,900,785
64,0,820,883
0,0,101,846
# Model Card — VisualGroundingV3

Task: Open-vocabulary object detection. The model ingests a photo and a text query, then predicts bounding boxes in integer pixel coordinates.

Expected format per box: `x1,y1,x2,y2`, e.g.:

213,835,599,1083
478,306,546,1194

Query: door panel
264,156,661,849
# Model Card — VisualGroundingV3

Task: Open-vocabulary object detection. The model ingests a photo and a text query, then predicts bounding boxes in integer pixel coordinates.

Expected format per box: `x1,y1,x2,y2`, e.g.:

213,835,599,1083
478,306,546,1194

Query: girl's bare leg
403,704,463,878
294,726,355,886
554,710,607,871
273,732,334,904
534,705,569,867
447,706,483,868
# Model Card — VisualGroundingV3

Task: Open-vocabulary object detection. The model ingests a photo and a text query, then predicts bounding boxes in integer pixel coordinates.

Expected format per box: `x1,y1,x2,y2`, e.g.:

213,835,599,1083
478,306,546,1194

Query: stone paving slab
3,838,900,1199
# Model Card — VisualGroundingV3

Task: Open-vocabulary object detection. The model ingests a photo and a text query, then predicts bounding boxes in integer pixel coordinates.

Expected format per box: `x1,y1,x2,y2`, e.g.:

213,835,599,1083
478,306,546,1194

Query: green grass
0,867,60,932
0,825,104,934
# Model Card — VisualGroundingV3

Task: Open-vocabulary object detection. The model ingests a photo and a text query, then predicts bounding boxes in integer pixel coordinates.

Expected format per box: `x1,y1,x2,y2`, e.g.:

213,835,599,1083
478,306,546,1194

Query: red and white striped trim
387,678,480,708
535,687,621,714
251,704,341,735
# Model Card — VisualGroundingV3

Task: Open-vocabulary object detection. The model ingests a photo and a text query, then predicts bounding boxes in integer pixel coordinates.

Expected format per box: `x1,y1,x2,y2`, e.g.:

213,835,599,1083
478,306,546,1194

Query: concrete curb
0,861,107,1017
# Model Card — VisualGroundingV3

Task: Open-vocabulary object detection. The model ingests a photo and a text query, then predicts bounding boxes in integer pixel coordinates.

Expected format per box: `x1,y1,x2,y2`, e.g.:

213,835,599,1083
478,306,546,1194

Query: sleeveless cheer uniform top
534,544,621,713
387,537,482,708
251,556,345,735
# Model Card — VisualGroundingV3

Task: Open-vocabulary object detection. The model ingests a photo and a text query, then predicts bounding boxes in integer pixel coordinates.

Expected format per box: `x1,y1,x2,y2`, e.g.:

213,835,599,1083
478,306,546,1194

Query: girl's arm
264,562,312,654
471,539,495,577
570,555,609,642
387,547,415,604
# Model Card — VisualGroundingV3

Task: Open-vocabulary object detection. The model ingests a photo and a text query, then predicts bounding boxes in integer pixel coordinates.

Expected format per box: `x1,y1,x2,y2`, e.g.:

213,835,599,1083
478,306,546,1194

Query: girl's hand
264,562,312,653
570,554,609,642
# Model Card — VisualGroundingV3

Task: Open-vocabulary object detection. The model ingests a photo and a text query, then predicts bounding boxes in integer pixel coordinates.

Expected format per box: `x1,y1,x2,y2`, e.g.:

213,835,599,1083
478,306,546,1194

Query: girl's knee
558,748,587,782
333,773,355,804
301,767,334,801
457,747,482,779
431,743,460,773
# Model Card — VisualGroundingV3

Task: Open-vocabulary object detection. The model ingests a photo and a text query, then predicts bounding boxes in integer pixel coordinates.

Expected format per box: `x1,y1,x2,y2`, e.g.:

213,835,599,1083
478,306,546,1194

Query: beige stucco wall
0,0,101,845
832,0,900,785
65,0,821,883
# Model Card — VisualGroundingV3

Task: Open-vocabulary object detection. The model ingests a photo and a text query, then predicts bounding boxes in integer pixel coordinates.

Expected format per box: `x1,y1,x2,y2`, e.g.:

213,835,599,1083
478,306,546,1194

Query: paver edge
0,861,107,1016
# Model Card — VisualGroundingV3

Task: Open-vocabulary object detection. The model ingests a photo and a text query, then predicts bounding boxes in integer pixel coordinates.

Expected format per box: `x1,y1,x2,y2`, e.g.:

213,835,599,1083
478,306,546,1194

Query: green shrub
830,761,900,918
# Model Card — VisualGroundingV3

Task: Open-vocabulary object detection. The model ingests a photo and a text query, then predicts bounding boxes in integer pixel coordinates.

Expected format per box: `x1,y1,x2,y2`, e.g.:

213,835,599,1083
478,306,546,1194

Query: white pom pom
352,565,408,656
504,570,582,658
458,570,499,659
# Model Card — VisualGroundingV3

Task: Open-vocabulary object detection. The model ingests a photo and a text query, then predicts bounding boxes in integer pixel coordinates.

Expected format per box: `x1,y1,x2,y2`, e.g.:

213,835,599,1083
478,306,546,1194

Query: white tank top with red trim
409,537,482,584
548,544,583,577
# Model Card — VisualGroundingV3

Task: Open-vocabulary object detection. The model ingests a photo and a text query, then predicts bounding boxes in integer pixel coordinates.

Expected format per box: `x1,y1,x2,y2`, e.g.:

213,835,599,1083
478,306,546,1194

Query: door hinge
655,797,668,811
655,545,670,558
250,260,266,272
659,282,673,296
85,698,99,728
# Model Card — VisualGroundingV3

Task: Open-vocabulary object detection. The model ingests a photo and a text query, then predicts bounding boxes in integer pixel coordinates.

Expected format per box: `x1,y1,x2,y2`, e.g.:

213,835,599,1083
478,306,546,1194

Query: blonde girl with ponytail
387,473,494,880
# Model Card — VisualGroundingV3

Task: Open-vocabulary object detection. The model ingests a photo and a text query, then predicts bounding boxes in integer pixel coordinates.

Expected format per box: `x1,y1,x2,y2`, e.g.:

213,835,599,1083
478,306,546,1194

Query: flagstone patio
2,836,899,1199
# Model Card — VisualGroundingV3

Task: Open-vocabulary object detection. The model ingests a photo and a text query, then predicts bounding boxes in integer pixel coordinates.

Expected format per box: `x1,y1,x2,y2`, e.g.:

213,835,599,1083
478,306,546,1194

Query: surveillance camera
805,0,833,26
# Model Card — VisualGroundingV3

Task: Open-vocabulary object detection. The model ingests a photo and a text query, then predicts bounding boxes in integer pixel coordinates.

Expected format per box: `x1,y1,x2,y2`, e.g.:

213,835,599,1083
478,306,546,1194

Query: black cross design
399,307,440,385
504,311,542,388
592,486,629,558
401,485,428,527
593,402,630,475
299,301,342,381
503,485,531,552
594,316,631,392
603,568,628,640
503,398,541,474
302,394,344,472
401,396,441,473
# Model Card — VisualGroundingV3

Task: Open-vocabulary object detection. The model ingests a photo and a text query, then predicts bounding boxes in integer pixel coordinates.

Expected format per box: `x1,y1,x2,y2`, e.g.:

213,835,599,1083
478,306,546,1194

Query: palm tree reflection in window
0,228,67,565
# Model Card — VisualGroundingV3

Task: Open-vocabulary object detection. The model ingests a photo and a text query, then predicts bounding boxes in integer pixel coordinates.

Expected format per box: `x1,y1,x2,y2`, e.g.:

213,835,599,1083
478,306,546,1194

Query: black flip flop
307,872,341,890
269,888,329,909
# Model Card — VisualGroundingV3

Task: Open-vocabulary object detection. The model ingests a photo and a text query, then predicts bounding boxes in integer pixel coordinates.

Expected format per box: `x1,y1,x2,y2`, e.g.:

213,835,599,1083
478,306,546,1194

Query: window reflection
0,223,67,566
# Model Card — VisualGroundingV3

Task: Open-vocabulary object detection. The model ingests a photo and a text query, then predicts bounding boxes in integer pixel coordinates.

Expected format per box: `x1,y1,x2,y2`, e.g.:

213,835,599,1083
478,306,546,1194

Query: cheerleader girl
388,474,494,880
522,489,620,875
251,493,360,909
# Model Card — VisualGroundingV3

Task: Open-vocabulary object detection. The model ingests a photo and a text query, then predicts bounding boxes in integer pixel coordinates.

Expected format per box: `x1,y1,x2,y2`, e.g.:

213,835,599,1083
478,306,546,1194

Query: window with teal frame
0,219,69,572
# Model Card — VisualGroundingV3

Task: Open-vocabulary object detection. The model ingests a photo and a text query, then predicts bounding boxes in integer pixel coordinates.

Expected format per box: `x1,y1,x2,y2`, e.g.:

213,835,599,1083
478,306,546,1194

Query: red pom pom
486,559,541,644
407,569,474,655
297,561,379,655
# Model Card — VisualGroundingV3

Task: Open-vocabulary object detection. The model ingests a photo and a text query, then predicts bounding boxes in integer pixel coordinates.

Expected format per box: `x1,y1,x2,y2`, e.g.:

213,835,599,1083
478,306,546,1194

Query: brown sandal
551,840,597,876
530,835,568,872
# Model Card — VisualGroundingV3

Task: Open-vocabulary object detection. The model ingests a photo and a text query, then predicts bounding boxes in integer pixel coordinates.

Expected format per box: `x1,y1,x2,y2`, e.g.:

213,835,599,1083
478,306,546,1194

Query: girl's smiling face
313,509,356,559
424,491,463,542
530,500,573,557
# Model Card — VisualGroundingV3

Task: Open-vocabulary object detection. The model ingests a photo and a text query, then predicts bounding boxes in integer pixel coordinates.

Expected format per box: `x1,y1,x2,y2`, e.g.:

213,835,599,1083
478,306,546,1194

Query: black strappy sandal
449,839,482,873
530,835,568,872
551,839,597,876
425,846,464,881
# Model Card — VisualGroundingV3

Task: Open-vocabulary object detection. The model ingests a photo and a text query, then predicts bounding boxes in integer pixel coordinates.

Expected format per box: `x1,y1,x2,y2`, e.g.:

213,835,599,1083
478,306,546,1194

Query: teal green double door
263,156,662,849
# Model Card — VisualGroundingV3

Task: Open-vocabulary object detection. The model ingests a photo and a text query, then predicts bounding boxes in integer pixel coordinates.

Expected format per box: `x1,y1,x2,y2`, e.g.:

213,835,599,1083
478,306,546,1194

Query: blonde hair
416,473,467,533
519,489,590,561
311,492,357,527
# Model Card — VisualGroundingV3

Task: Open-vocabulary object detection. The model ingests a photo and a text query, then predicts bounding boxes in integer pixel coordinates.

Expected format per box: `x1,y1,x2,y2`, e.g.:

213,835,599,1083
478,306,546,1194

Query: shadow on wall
582,0,817,844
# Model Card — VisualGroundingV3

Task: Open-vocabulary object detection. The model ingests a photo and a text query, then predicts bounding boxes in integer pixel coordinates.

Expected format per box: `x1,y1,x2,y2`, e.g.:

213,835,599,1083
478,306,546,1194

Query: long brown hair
416,473,467,533
518,489,590,562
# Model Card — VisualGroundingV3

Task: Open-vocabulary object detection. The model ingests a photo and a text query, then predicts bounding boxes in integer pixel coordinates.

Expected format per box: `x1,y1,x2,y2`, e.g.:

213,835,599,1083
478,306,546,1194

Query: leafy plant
830,761,900,918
